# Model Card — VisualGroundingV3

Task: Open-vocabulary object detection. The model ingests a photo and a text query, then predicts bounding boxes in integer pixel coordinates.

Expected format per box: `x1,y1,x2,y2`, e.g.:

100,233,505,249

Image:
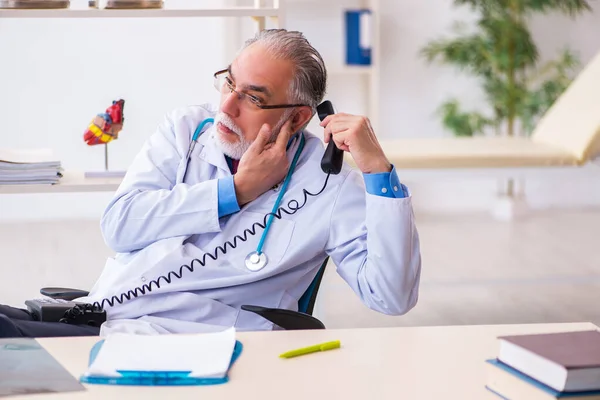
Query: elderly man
0,29,421,337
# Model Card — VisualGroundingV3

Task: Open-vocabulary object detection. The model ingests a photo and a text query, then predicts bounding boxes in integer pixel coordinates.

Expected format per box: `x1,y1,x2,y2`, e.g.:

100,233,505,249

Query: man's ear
292,106,314,132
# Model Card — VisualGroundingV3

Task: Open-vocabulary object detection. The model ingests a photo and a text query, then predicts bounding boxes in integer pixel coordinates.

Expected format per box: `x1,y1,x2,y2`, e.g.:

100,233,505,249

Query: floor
1,209,599,329
317,209,600,328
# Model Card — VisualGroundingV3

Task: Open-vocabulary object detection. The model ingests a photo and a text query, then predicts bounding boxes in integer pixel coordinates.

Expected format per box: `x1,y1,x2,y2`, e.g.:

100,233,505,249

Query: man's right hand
234,119,294,207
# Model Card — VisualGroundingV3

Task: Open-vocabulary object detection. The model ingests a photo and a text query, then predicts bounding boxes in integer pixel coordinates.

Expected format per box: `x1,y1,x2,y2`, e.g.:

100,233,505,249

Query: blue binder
80,339,243,386
345,9,372,65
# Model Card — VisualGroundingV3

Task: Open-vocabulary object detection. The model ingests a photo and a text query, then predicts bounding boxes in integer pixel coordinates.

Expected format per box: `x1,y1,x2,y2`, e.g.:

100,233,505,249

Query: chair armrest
241,305,325,330
40,287,90,301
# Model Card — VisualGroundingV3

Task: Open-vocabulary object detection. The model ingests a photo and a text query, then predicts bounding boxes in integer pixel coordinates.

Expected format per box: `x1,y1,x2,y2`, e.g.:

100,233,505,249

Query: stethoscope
182,118,305,273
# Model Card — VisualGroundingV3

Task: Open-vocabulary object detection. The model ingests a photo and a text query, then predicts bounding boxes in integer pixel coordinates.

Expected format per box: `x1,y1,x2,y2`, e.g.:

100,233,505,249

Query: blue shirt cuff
362,165,408,198
217,176,241,218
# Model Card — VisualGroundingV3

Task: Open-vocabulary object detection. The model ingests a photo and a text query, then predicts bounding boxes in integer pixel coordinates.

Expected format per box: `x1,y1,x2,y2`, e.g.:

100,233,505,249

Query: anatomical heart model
83,99,127,178
84,99,125,146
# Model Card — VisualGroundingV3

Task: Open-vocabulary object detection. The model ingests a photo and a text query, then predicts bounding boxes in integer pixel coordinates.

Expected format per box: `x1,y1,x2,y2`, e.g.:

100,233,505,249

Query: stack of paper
0,148,62,185
81,327,240,386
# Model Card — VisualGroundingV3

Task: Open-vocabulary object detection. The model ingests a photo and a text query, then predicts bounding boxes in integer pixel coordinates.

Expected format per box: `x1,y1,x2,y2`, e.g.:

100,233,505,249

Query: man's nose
220,91,240,118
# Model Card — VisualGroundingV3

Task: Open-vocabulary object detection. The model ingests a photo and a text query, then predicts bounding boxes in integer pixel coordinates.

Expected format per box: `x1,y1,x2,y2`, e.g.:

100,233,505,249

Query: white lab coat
77,104,422,335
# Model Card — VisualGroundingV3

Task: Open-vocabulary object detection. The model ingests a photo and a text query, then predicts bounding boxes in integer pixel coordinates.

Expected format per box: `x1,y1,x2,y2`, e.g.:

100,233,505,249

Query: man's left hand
319,113,391,174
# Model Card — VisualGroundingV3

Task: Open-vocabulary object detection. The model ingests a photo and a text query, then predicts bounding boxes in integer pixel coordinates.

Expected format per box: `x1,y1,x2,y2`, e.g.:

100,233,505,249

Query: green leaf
517,77,574,134
523,0,592,16
525,48,580,88
477,15,539,71
437,99,492,136
420,35,494,75
453,0,509,12
456,0,593,15
421,14,540,75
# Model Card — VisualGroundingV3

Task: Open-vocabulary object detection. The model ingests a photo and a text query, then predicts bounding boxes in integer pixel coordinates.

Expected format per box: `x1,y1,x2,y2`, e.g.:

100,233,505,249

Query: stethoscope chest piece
245,251,268,272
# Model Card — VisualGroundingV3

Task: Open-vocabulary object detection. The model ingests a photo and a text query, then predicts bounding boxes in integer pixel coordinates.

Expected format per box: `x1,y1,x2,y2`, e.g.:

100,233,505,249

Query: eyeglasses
213,69,310,110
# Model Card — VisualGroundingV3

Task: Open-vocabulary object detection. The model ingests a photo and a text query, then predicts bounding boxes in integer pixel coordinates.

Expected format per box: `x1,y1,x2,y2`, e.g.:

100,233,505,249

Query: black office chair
40,258,329,330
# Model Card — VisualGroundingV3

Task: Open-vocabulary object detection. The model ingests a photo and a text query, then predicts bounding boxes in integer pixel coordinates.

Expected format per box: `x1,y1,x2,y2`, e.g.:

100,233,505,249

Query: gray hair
239,29,327,112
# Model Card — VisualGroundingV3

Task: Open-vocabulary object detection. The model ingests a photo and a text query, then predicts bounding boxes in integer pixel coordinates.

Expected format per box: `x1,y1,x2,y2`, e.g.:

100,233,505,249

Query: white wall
1,0,600,221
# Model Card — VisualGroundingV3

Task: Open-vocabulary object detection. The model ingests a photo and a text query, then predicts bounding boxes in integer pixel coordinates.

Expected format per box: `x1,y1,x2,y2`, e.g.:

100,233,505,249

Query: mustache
216,113,243,137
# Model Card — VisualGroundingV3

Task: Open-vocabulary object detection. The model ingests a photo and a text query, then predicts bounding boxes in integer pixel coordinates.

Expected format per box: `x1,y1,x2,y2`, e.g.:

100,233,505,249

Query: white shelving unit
0,6,280,18
0,0,283,194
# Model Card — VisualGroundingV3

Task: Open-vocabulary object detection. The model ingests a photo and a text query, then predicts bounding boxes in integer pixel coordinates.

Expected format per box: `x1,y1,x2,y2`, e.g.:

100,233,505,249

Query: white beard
213,113,252,160
213,109,294,160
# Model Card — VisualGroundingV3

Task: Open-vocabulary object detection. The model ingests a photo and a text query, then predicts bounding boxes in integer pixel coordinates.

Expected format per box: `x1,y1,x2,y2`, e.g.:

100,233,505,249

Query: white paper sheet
0,148,58,164
84,327,236,379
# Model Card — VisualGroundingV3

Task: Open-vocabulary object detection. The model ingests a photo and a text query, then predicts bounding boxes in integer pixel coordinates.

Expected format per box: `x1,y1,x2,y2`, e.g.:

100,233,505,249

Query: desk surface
20,322,597,400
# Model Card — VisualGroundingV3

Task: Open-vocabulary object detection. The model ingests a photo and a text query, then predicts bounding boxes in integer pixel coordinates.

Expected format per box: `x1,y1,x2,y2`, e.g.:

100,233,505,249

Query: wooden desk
23,322,598,399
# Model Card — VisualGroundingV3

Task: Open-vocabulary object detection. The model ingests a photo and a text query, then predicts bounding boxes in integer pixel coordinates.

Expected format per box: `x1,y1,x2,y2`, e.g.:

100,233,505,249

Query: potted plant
420,0,592,139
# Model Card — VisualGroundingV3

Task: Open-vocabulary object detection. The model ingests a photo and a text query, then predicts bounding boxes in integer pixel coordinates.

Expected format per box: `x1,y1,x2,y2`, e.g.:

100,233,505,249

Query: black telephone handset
317,101,344,175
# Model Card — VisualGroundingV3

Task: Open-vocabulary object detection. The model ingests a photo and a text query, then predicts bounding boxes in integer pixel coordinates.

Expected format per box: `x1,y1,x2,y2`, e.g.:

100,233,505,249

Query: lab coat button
141,276,147,282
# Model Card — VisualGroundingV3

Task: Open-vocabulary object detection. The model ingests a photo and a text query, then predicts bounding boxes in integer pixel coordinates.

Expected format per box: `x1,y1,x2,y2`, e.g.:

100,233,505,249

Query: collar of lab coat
194,125,304,175
194,124,230,173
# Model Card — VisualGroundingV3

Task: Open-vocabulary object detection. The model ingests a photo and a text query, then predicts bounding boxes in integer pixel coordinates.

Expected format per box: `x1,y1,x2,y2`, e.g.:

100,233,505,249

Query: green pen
279,340,341,358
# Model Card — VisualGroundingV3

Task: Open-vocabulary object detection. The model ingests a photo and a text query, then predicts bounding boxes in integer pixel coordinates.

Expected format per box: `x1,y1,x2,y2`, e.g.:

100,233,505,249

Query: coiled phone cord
88,172,333,312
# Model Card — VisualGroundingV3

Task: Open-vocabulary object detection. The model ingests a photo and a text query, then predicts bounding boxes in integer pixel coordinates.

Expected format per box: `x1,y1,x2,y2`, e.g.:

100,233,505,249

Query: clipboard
80,339,243,386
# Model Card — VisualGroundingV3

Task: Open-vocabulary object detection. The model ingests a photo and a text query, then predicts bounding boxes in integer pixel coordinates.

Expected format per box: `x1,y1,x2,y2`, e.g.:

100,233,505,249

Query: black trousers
0,305,100,338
